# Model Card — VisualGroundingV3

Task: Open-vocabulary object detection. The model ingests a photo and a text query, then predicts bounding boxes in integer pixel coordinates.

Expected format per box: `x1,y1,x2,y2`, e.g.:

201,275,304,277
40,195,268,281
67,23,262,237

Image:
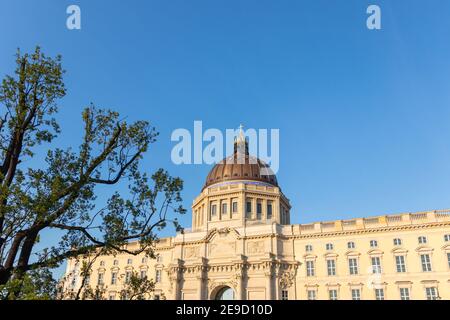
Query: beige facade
63,138,450,300
64,182,450,300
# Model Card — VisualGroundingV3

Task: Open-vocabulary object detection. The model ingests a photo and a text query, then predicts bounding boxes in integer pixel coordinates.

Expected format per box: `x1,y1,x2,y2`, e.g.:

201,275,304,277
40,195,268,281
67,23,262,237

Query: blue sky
1,1,450,276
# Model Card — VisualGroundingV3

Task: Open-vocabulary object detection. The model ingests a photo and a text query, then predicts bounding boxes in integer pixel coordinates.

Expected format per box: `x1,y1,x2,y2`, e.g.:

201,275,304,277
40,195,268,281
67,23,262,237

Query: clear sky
1,0,450,276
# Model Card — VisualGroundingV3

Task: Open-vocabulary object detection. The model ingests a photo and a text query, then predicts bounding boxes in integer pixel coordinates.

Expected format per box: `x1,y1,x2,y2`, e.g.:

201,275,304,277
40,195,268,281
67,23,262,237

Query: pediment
415,246,433,253
367,249,384,256
391,247,408,255
205,227,240,242
206,228,239,258
345,250,360,257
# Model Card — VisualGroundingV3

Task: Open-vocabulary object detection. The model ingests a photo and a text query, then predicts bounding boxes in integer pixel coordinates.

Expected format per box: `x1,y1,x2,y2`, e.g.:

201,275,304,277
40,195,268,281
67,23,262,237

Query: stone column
262,199,267,221
241,190,246,225
169,259,183,300
274,265,280,300
197,258,207,300
197,275,203,300
170,270,181,300
265,270,273,300
233,262,245,300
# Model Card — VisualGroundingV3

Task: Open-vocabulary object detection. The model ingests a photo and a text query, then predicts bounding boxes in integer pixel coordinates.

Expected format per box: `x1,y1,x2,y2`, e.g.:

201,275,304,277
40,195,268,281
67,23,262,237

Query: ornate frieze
278,271,295,289
185,246,200,259
247,240,265,254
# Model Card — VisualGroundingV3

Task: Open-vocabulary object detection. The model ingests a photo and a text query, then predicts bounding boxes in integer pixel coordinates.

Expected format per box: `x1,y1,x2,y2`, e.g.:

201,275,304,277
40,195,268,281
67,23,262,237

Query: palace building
63,131,450,300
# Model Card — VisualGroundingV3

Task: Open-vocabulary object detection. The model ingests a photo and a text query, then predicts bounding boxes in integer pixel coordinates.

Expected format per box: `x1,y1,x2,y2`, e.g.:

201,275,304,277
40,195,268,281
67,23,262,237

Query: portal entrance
214,286,235,300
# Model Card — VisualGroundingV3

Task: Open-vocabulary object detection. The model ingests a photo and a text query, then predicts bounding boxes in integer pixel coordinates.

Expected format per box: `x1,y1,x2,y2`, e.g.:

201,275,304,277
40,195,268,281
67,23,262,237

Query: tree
119,271,155,300
0,267,57,300
0,47,185,298
59,270,155,301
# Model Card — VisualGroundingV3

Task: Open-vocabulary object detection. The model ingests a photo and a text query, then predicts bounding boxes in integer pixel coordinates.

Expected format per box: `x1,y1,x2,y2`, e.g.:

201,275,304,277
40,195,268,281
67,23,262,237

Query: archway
214,286,235,300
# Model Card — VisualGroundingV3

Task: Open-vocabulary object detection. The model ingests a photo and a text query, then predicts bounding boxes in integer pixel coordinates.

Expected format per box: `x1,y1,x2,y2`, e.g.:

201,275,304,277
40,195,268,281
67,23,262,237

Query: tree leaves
0,47,185,299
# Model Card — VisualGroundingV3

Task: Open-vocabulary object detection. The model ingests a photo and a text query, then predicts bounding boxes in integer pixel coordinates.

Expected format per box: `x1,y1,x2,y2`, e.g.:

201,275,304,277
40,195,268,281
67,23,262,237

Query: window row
305,234,450,252
95,269,163,286
210,199,239,218
244,199,273,220
98,256,162,267
305,286,439,300
305,253,449,277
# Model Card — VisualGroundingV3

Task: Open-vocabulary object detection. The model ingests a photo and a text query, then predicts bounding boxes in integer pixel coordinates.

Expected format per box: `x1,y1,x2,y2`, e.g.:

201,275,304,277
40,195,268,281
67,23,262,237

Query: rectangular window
351,289,361,300
281,290,288,300
111,272,117,285
256,202,262,220
418,236,427,244
280,207,285,224
125,271,132,284
84,274,90,285
155,270,162,283
348,258,358,275
140,270,147,279
371,257,382,274
246,201,252,218
232,201,238,214
370,240,378,248
306,261,315,277
421,254,432,272
327,259,336,276
395,255,406,273
447,253,450,269
71,276,77,288
400,288,410,300
305,245,313,252
97,273,104,285
426,287,438,300
347,242,355,249
445,234,450,242
267,202,273,220
221,202,227,215
211,204,217,217
326,243,334,251
393,238,402,246
375,289,384,300
329,290,338,300
307,290,316,300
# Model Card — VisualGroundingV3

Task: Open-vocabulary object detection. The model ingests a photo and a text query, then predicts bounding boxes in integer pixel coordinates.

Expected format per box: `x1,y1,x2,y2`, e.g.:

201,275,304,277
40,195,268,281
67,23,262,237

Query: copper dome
203,150,278,190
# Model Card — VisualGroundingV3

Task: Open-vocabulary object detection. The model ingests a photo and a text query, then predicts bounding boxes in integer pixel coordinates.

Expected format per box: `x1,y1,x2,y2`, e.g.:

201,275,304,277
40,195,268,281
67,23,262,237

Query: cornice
153,221,450,248
289,221,450,240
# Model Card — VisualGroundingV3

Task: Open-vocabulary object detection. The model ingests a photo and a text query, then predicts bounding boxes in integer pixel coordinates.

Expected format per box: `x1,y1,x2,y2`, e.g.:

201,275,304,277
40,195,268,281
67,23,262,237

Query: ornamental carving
185,246,200,259
166,267,182,293
208,278,238,292
218,227,232,235
209,241,236,256
279,271,295,289
247,241,265,254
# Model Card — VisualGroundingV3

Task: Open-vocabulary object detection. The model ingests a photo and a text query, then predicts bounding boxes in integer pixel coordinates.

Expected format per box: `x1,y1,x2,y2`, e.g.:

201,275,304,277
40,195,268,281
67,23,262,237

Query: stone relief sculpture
279,271,295,289
247,240,265,254
185,246,199,259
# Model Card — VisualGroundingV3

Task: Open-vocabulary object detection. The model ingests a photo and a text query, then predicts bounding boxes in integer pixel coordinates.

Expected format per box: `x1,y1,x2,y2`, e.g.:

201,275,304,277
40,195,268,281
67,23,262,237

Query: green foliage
0,268,57,300
0,46,185,299
120,271,155,300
